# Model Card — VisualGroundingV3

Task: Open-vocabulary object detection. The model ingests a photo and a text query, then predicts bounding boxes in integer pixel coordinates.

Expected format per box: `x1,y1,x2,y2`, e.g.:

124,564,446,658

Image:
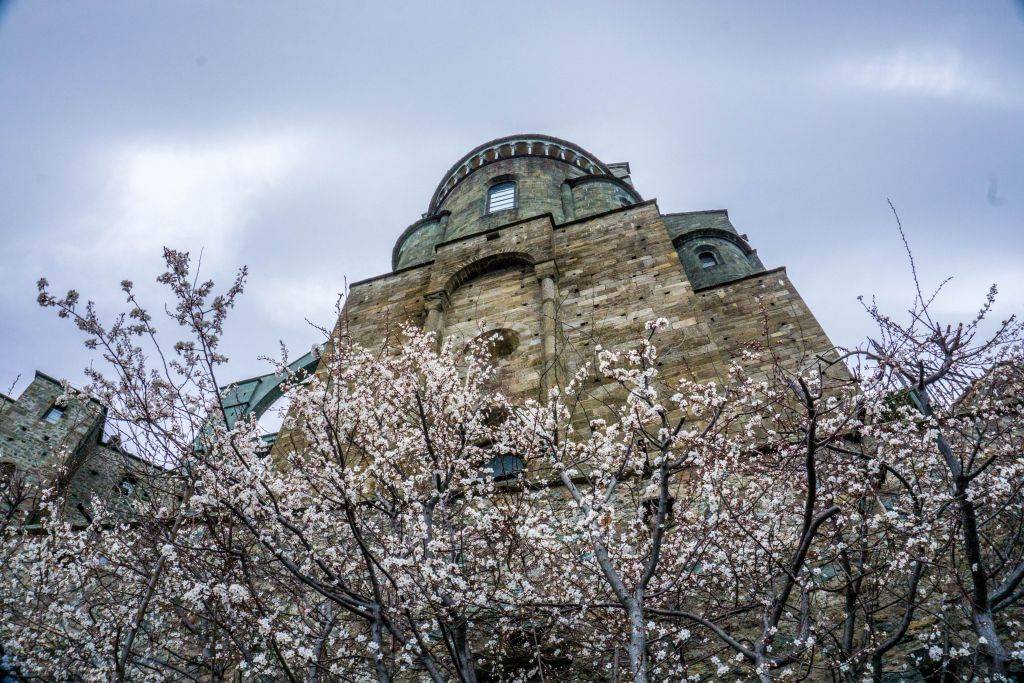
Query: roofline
427,134,614,213
33,370,107,408
564,174,643,202
391,211,450,271
661,208,729,218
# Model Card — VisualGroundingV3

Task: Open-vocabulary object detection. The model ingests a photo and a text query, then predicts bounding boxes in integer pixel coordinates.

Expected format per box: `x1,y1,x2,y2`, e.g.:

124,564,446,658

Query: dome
392,134,640,270
427,134,614,213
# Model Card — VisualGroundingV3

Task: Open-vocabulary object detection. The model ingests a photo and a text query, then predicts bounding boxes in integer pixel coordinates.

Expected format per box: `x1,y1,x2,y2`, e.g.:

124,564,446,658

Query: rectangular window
42,405,65,424
487,182,516,213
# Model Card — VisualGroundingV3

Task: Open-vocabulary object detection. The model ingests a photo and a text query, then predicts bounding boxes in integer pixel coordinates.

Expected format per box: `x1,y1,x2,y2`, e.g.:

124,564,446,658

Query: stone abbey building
2,133,836,511
275,133,835,457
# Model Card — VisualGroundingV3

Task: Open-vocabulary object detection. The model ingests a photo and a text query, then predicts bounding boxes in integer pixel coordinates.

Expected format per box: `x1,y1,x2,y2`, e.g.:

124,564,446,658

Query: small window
42,405,65,424
487,455,524,481
698,251,718,269
115,476,137,497
487,182,516,213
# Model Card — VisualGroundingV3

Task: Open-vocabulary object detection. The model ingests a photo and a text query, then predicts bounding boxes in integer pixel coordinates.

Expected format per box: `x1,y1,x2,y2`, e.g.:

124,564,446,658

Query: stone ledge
692,266,787,293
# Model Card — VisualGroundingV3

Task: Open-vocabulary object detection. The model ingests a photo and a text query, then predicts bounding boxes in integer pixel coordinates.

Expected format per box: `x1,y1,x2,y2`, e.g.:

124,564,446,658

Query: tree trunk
453,623,479,683
954,475,1009,677
370,610,391,683
626,602,648,683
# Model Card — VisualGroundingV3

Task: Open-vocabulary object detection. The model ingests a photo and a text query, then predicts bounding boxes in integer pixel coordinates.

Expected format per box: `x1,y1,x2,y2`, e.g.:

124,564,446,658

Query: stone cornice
391,211,449,271
672,227,755,255
564,174,643,202
692,266,787,293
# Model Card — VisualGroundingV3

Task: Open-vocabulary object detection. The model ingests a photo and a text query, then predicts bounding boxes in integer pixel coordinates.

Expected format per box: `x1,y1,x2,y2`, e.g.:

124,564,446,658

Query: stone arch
443,251,536,298
440,252,544,398
672,229,764,291
693,244,725,267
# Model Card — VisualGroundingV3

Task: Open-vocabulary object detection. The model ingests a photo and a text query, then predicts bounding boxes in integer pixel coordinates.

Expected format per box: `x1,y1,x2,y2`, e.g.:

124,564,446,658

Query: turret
661,209,766,290
392,134,641,270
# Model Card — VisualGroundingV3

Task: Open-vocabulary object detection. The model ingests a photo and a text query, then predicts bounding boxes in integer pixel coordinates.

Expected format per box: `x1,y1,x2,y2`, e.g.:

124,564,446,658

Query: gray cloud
1,0,1021,394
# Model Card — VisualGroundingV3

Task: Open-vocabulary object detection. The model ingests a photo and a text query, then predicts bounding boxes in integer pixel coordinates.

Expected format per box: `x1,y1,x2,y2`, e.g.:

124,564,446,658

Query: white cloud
833,48,1021,107
248,274,343,332
74,130,311,269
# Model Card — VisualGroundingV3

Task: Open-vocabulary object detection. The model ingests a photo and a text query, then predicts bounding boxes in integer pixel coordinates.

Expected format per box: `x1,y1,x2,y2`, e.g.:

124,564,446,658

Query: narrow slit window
487,182,516,213
42,405,65,424
698,251,718,269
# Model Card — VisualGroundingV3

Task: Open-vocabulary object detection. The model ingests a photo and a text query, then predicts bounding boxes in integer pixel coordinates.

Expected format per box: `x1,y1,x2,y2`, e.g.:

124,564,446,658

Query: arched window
487,181,516,213
698,251,718,269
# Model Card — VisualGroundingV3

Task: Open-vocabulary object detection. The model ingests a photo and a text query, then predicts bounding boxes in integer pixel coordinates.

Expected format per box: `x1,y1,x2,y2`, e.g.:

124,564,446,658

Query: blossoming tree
2,248,1021,681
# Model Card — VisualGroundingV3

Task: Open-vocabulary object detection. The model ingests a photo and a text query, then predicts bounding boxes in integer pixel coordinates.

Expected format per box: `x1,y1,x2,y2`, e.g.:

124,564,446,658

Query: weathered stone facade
3,133,837,513
279,134,835,446
0,372,145,520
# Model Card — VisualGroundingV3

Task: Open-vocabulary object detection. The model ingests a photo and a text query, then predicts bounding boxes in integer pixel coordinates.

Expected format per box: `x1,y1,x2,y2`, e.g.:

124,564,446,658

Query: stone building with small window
0,371,150,522
273,133,836,462
3,134,838,508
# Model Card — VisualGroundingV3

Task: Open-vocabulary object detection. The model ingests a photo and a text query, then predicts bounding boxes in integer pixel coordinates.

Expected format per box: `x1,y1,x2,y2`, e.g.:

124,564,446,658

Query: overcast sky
1,1,1022,399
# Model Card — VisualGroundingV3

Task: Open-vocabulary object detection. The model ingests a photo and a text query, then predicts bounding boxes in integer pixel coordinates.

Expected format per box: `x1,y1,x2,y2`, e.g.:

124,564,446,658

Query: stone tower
284,134,834,435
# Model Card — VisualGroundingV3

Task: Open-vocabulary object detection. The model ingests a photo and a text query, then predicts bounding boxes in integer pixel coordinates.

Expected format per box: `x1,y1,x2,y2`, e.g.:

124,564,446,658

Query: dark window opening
42,405,65,424
487,182,516,213
487,455,524,481
115,476,137,497
642,496,676,530
698,251,718,269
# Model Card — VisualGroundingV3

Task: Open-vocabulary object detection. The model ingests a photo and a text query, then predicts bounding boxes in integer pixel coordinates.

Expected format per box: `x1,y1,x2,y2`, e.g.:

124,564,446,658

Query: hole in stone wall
469,328,520,360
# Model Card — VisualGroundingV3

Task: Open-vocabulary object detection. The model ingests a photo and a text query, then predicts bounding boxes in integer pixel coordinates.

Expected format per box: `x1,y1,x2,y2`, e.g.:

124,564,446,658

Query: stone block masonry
274,134,836,454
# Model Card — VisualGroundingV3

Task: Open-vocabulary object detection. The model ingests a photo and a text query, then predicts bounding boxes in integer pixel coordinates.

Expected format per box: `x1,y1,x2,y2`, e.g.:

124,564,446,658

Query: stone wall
276,196,836,457
437,156,584,242
0,372,148,521
569,176,639,219
0,373,102,489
